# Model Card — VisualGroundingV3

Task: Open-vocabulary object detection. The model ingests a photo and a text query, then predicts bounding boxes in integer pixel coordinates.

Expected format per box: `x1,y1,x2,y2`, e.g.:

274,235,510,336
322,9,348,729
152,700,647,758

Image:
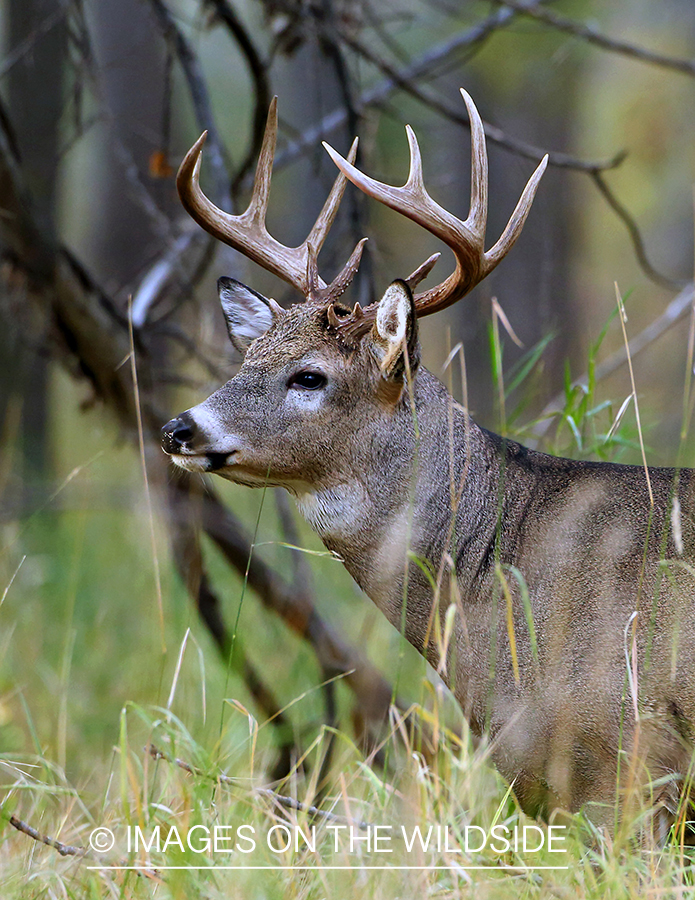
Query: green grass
3,314,695,898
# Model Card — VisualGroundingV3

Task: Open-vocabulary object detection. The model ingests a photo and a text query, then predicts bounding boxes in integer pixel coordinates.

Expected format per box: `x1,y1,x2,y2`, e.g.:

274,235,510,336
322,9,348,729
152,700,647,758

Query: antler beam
177,97,366,305
323,88,547,324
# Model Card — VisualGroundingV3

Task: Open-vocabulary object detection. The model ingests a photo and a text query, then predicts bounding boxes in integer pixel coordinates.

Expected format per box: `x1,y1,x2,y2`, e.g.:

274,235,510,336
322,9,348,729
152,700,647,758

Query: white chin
169,454,217,473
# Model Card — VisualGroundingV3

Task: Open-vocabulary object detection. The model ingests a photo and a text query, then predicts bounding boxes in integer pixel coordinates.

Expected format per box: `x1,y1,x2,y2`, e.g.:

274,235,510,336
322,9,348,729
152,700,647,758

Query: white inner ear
376,282,409,345
219,279,274,352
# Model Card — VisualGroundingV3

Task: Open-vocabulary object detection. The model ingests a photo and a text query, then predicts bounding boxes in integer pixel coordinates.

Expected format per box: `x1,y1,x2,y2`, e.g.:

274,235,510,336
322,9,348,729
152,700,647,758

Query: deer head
161,90,547,495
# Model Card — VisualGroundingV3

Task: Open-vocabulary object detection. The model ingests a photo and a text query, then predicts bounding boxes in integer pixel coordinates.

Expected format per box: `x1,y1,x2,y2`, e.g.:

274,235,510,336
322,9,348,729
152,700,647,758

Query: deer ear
372,280,420,379
218,277,276,355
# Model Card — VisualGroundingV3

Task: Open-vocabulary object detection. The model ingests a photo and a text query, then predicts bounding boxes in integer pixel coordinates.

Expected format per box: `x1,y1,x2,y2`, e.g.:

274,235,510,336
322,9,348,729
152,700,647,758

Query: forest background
1,1,695,896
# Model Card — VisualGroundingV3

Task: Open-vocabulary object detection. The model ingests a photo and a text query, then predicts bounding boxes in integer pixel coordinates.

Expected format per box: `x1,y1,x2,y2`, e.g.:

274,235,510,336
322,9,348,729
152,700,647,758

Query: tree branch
590,170,684,291
499,0,695,78
0,93,393,768
264,0,622,180
333,27,625,172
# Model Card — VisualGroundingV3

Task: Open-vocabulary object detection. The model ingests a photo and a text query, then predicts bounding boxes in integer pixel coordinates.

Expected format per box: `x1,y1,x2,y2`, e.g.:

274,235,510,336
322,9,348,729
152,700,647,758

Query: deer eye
288,371,327,391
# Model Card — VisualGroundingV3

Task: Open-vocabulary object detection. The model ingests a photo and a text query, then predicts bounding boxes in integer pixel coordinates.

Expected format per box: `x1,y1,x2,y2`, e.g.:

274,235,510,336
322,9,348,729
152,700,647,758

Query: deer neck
292,368,506,630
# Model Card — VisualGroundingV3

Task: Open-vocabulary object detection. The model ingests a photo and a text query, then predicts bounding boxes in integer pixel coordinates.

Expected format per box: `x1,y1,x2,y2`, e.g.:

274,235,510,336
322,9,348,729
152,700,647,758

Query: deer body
162,90,695,831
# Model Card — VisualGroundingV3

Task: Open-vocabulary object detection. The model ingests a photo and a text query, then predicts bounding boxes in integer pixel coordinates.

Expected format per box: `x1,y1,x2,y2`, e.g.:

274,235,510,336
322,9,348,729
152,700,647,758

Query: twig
332,30,675,289
334,28,624,173
150,320,227,380
256,788,369,831
195,480,398,734
8,814,86,858
147,743,370,829
0,63,387,781
500,0,695,78
110,130,176,243
273,489,337,783
0,4,67,79
129,228,215,327
592,283,695,384
165,473,296,778
7,813,159,877
131,0,229,321
257,5,675,291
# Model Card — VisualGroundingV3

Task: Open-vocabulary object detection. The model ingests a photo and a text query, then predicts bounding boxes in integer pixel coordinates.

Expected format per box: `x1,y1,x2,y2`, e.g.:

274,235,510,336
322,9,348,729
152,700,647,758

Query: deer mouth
206,452,234,470
167,450,237,473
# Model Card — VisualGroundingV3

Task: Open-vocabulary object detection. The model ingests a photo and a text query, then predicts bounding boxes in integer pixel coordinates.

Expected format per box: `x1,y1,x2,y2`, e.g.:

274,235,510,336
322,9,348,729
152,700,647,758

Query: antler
322,88,547,338
176,97,367,304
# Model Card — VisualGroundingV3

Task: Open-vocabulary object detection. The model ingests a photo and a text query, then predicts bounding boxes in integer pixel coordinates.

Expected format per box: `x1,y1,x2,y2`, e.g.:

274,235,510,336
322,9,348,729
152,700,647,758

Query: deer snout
161,412,196,454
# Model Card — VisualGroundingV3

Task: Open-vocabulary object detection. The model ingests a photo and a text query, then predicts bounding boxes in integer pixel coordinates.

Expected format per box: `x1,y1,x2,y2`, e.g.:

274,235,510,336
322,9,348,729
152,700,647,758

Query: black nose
161,413,195,454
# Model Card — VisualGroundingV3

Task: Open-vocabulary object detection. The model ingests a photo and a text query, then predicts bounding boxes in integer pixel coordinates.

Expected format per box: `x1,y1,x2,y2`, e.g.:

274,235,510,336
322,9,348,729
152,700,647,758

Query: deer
161,89,695,839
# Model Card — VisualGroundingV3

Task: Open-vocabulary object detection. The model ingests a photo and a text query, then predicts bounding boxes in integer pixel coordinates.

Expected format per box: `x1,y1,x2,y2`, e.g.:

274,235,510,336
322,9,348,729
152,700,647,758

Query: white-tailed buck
162,90,695,837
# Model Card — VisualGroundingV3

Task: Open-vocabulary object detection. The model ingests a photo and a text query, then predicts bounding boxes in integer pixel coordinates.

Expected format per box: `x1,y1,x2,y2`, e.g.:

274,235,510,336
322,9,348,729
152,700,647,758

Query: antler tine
177,121,306,290
406,253,440,290
307,137,358,259
176,98,366,303
323,89,547,318
325,249,441,347
316,236,368,305
323,125,484,316
304,137,365,304
323,133,458,238
485,153,548,269
246,96,278,227
460,88,488,239
404,126,426,193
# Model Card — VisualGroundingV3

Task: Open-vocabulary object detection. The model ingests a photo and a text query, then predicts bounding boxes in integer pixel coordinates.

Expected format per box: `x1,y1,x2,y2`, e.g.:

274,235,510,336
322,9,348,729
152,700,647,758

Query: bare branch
500,0,695,78
129,229,215,327
593,284,695,379
146,320,226,380
256,787,369,830
590,170,684,291
322,22,679,292
197,481,398,732
109,131,176,243
266,1,622,180
334,28,623,173
165,471,295,778
273,489,337,782
0,95,391,763
0,5,66,79
148,743,370,828
8,814,85,858
6,813,158,877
